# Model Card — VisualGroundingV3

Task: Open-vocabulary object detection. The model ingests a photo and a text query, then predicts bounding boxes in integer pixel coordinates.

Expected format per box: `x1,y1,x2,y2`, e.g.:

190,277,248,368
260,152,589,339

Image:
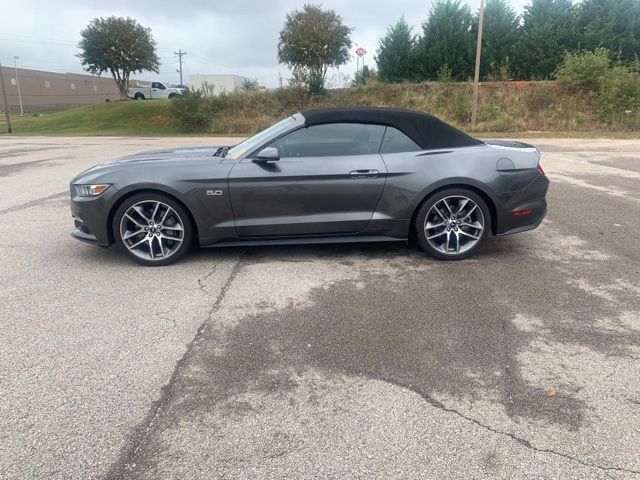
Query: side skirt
204,235,408,248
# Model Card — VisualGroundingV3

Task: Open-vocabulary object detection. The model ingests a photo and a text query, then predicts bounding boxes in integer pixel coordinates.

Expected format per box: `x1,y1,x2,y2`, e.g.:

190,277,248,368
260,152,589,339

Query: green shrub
451,89,471,123
169,90,213,132
437,64,453,83
556,49,640,127
555,48,611,93
595,66,640,120
239,78,260,92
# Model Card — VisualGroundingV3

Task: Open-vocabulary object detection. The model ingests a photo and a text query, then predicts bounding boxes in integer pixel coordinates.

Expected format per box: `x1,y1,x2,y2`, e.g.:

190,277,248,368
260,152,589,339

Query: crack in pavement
103,252,246,480
0,191,67,216
384,377,640,475
154,312,178,341
197,254,224,293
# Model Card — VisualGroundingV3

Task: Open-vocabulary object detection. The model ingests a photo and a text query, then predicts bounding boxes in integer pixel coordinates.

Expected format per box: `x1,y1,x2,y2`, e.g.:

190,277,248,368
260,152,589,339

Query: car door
228,122,388,237
151,82,164,98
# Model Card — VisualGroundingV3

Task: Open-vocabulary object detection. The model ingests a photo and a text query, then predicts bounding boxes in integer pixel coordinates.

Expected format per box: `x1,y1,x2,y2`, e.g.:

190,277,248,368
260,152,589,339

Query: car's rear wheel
134,93,145,100
113,193,193,266
415,188,490,260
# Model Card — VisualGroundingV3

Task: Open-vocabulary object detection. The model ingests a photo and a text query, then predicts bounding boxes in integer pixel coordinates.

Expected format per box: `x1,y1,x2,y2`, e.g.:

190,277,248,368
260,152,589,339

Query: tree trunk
123,72,131,99
111,68,127,100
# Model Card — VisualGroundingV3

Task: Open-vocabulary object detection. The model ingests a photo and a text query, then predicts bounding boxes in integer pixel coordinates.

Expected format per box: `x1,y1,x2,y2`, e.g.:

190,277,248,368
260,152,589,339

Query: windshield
226,116,299,159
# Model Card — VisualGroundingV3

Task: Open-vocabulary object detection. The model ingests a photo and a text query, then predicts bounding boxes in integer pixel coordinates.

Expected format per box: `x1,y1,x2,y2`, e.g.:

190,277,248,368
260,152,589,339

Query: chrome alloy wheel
424,195,485,255
119,200,185,261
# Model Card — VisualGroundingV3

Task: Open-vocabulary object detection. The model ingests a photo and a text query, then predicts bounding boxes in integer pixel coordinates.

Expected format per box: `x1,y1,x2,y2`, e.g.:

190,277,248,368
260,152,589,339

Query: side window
151,82,160,89
380,127,421,154
269,123,385,158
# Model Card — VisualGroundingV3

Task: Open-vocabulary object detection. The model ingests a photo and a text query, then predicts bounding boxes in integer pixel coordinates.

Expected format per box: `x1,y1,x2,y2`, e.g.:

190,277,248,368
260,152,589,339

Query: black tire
113,193,194,266
134,93,145,100
414,188,491,261
168,93,177,99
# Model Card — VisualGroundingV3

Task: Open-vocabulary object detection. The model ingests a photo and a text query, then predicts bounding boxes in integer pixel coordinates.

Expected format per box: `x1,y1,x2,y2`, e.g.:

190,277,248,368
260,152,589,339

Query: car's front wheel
415,188,490,260
113,193,193,266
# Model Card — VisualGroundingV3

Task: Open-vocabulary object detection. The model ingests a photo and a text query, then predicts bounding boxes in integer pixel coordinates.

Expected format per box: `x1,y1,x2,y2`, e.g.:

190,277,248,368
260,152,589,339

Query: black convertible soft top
301,107,483,150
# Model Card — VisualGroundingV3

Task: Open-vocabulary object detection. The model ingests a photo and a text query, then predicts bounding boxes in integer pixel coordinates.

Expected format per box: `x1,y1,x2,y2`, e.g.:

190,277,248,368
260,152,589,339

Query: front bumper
69,185,117,246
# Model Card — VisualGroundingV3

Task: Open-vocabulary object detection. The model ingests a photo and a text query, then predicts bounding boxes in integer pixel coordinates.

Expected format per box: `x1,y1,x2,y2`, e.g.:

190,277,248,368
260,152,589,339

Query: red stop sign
355,47,367,57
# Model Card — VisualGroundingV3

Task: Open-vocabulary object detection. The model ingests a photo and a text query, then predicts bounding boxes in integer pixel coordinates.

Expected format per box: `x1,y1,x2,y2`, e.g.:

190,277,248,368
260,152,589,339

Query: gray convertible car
70,107,548,266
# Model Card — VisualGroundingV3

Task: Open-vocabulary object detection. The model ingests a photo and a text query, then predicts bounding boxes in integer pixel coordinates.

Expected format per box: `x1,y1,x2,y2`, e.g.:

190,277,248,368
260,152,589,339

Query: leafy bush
451,89,471,123
555,48,611,93
351,65,375,86
169,90,213,132
437,64,453,83
239,78,260,92
595,66,640,120
556,49,640,126
199,80,217,97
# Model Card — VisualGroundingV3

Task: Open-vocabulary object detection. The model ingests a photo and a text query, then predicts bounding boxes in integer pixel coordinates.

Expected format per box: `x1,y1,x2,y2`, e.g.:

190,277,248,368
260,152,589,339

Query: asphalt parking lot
0,136,638,479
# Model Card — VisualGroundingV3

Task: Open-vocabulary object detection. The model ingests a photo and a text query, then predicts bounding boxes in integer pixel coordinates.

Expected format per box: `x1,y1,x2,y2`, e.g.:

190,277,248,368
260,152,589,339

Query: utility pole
0,62,13,134
471,0,485,128
13,56,23,116
174,49,187,86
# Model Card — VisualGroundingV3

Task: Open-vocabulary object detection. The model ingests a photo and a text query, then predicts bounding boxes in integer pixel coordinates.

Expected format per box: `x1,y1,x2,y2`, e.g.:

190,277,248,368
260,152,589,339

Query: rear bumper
496,203,546,236
495,175,549,236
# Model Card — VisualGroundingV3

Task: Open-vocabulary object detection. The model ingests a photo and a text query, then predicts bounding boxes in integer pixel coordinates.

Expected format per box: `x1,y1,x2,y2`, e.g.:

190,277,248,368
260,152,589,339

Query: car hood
72,146,230,183
104,146,226,165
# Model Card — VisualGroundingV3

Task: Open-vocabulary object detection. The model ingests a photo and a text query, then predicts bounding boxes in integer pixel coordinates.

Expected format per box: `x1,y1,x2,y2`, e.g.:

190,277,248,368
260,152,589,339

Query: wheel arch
409,182,498,237
107,187,199,244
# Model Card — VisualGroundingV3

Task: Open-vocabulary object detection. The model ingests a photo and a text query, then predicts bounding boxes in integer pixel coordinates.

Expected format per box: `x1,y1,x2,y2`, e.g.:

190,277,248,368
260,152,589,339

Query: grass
2,81,639,137
0,100,177,136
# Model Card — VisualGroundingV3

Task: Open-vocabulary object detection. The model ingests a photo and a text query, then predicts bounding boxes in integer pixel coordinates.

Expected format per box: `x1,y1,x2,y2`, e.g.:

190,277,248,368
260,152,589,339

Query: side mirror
254,147,280,162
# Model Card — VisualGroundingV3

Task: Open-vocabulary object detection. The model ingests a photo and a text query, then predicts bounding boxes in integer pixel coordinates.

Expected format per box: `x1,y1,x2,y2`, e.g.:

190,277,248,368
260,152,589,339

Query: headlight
75,184,110,197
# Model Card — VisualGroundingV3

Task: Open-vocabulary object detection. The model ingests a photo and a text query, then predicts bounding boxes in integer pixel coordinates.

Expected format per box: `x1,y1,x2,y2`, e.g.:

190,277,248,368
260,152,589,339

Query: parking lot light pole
0,62,13,133
471,0,485,128
13,56,23,116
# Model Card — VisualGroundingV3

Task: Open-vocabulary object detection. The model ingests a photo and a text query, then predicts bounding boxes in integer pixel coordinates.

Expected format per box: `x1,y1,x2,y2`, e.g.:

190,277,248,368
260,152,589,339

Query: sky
1,0,531,88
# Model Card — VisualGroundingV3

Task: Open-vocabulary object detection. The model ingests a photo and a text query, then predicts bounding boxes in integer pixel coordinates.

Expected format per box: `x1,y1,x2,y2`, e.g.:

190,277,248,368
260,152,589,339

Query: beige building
189,74,249,95
0,66,138,113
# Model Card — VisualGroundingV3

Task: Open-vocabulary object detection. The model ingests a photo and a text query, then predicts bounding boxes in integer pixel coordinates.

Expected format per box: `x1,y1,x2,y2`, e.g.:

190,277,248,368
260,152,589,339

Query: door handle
349,169,380,178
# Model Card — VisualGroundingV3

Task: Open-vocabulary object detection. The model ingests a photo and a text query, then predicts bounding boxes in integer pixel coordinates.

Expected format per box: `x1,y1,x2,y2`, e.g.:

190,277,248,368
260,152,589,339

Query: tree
577,0,640,64
278,4,353,93
473,0,520,79
375,17,416,83
512,0,576,79
415,0,475,80
351,65,376,86
78,17,160,99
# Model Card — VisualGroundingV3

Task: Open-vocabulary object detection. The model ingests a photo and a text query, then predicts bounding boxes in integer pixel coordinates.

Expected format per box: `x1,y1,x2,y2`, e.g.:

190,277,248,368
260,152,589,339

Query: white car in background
128,81,183,100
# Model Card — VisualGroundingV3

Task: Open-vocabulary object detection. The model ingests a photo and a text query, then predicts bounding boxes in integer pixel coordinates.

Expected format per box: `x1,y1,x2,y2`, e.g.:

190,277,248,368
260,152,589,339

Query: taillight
537,163,545,175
